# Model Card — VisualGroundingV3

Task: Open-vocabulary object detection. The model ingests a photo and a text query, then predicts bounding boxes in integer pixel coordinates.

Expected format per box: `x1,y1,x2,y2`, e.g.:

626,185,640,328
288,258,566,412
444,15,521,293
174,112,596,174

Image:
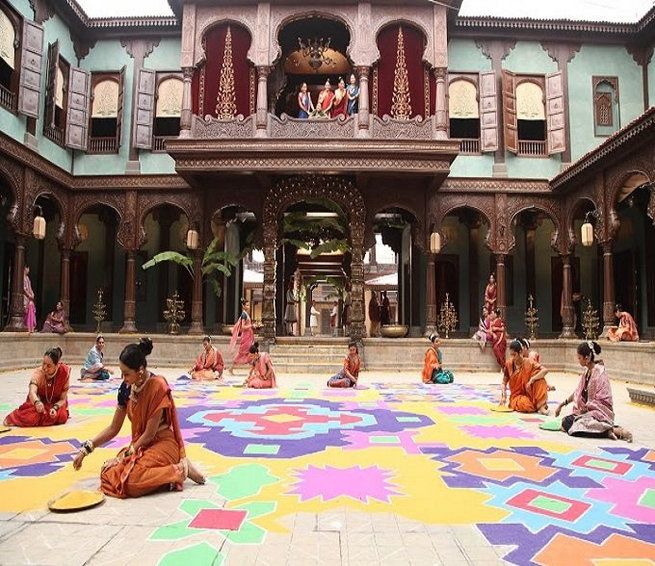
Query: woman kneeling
501,339,549,414
244,342,277,389
555,341,632,442
73,338,204,498
190,336,224,380
422,334,454,384
327,342,361,388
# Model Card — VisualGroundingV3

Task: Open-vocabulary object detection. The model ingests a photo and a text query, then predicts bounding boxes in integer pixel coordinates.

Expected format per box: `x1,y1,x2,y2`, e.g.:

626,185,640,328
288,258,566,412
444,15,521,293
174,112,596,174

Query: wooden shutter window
133,67,156,150
17,19,44,118
65,66,91,151
479,70,498,152
501,69,517,154
116,65,126,148
44,40,58,128
545,70,566,155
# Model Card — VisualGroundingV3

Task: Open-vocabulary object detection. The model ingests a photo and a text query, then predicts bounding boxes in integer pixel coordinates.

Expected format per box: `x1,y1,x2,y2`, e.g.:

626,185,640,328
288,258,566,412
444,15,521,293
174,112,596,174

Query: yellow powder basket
48,490,106,513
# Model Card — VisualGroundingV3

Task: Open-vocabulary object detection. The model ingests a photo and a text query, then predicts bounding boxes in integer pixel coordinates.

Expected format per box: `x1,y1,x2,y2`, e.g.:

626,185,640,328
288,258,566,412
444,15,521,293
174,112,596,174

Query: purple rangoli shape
462,425,535,439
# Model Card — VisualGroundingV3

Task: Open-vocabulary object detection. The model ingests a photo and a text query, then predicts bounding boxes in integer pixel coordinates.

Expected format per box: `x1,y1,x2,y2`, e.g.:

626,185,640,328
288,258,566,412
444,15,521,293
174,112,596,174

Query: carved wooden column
559,254,575,338
262,241,276,342
600,242,615,336
495,253,507,320
59,247,73,332
180,67,194,138
433,67,448,139
189,248,204,335
349,244,366,342
355,66,370,136
255,66,271,137
425,252,437,335
5,235,27,331
119,250,138,333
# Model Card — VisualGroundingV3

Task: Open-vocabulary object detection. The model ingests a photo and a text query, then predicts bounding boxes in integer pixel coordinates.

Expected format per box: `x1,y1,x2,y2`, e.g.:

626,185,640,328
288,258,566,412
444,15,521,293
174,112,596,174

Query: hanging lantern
32,207,46,240
581,211,595,247
76,223,89,242
186,227,200,250
429,231,441,254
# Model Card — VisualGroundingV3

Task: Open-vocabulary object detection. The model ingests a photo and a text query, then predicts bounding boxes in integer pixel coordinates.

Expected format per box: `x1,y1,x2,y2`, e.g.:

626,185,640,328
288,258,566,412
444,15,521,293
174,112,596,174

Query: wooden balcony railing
43,124,64,146
0,84,16,112
88,136,118,154
152,135,175,152
517,139,547,157
459,138,480,154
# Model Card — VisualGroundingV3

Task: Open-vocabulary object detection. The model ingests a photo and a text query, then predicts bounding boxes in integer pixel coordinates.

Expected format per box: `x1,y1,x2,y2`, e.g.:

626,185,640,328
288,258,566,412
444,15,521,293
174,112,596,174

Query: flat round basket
539,420,562,431
490,404,514,413
48,490,105,513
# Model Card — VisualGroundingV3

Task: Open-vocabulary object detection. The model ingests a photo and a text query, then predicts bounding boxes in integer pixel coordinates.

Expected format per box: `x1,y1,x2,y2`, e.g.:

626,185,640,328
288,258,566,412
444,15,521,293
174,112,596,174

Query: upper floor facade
1,0,654,180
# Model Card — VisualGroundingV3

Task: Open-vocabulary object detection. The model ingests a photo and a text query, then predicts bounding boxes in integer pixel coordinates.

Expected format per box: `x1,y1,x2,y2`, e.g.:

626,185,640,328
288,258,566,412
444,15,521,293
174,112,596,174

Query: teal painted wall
568,45,643,162
649,51,655,107
450,154,494,177
505,154,561,179
8,0,32,18
447,39,491,71
504,41,557,75
140,153,176,174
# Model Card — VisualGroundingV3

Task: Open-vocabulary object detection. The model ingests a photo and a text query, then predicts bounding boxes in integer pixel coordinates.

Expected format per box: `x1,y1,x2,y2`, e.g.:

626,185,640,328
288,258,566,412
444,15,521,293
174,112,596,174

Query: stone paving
0,366,654,565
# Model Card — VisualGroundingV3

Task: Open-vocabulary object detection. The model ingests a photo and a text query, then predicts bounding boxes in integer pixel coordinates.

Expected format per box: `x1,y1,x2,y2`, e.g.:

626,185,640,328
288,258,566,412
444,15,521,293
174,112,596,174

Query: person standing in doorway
330,301,339,337
23,266,36,333
368,291,381,337
309,301,319,337
284,279,298,336
380,290,391,326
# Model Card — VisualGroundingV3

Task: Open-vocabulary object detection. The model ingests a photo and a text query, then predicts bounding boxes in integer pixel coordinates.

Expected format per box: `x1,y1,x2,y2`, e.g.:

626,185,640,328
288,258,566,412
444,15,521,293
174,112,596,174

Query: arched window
516,80,546,155
0,6,18,109
153,76,183,150
449,78,480,153
89,70,125,153
593,77,619,136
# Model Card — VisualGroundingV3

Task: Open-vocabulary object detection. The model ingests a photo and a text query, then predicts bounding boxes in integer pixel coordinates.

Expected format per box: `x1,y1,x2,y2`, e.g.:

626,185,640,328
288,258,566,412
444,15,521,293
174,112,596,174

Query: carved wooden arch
72,196,124,227
0,155,23,232
138,193,199,249
196,18,255,67
433,196,494,253
263,175,366,248
507,198,563,254
208,202,262,249
28,184,68,245
367,202,426,252
372,18,432,67
607,168,653,210
564,195,598,251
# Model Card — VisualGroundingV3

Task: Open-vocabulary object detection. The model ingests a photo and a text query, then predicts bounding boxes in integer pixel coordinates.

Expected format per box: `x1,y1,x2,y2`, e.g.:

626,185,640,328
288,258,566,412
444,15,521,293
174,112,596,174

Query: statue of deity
346,73,360,115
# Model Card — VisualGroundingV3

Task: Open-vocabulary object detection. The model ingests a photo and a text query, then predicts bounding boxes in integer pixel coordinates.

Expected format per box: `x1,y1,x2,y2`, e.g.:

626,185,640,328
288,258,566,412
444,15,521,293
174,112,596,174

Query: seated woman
81,335,113,381
422,333,454,384
327,342,361,388
244,342,277,389
472,306,491,351
555,341,632,441
490,309,507,370
72,338,205,498
4,347,70,427
41,301,67,334
519,337,555,391
607,305,639,342
501,339,549,414
190,336,224,381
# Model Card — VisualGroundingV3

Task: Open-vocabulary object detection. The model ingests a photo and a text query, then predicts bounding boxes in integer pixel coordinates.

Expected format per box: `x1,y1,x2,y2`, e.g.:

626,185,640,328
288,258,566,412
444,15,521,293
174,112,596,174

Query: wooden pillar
600,242,615,336
189,248,204,334
179,67,193,138
59,247,73,332
349,233,366,342
468,220,480,327
495,253,507,321
119,250,138,333
262,241,276,342
425,252,437,334
559,253,575,338
255,66,271,137
433,67,448,139
355,66,370,137
5,236,26,331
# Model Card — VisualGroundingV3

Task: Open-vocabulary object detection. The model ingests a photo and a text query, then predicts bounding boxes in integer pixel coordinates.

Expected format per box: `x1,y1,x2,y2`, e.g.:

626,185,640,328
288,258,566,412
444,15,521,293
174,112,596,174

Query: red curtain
192,23,253,118
375,24,428,119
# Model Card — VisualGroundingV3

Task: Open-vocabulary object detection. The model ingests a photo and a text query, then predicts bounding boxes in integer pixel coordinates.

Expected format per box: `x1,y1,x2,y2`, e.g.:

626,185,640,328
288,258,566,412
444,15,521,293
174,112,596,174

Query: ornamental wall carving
191,114,255,139
370,115,434,140
0,154,23,232
269,114,356,139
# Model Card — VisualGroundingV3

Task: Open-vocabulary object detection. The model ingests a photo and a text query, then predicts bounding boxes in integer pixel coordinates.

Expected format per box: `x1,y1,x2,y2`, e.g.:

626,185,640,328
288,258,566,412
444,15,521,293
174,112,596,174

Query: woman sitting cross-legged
501,339,549,414
243,342,277,389
422,333,454,384
555,341,632,442
72,338,205,498
190,336,224,381
80,335,114,381
327,342,361,388
3,347,70,427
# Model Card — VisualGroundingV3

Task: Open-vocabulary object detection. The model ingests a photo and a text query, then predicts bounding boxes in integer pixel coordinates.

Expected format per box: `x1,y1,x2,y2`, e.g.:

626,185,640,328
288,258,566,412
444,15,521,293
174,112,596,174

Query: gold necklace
44,369,56,404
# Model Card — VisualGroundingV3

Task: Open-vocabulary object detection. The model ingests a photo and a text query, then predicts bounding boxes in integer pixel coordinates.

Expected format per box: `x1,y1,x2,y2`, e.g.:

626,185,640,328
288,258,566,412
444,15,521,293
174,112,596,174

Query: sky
77,0,653,22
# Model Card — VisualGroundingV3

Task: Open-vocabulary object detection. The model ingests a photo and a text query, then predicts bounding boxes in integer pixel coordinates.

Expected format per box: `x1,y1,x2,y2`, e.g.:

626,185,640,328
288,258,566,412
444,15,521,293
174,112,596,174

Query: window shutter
65,66,91,151
546,70,566,155
133,68,156,150
479,70,498,152
501,69,517,154
116,65,126,148
44,40,59,128
17,20,44,118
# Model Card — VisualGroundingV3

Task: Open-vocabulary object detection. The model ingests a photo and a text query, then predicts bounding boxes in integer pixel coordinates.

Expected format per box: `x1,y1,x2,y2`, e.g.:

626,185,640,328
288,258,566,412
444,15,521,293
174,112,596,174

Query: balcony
458,138,480,154
153,135,176,152
0,84,16,112
518,139,547,157
88,136,118,154
44,125,64,146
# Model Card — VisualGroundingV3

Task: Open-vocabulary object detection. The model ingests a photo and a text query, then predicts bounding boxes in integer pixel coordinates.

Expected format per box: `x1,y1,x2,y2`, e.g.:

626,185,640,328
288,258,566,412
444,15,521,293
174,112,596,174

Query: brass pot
221,324,234,336
380,324,409,338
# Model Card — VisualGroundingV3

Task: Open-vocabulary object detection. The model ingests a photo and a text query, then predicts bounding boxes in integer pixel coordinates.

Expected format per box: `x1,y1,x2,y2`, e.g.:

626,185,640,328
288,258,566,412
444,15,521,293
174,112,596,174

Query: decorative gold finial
582,297,600,340
438,292,458,339
92,288,107,333
163,291,186,334
524,294,539,340
391,26,412,120
215,25,237,119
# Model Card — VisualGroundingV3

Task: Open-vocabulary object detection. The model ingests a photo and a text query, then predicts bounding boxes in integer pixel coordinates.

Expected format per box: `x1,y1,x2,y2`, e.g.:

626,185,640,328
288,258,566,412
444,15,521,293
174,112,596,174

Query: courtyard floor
0,367,654,565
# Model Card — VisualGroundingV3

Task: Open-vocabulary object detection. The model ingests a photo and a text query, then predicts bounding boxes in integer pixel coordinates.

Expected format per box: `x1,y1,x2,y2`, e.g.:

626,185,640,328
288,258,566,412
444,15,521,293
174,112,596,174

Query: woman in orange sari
484,274,497,313
229,298,255,374
422,333,454,384
73,338,205,498
244,342,277,389
327,342,361,388
490,309,507,370
501,339,549,414
607,305,639,342
4,347,70,427
190,336,224,380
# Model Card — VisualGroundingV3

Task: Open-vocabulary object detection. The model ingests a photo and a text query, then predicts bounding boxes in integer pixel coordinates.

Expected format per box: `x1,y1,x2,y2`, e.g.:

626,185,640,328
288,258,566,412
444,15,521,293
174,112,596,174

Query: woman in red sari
501,339,549,414
190,336,224,380
244,342,277,389
489,309,507,370
484,274,497,313
327,342,361,388
73,338,205,498
229,298,255,374
607,305,639,342
331,78,348,118
4,347,69,427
